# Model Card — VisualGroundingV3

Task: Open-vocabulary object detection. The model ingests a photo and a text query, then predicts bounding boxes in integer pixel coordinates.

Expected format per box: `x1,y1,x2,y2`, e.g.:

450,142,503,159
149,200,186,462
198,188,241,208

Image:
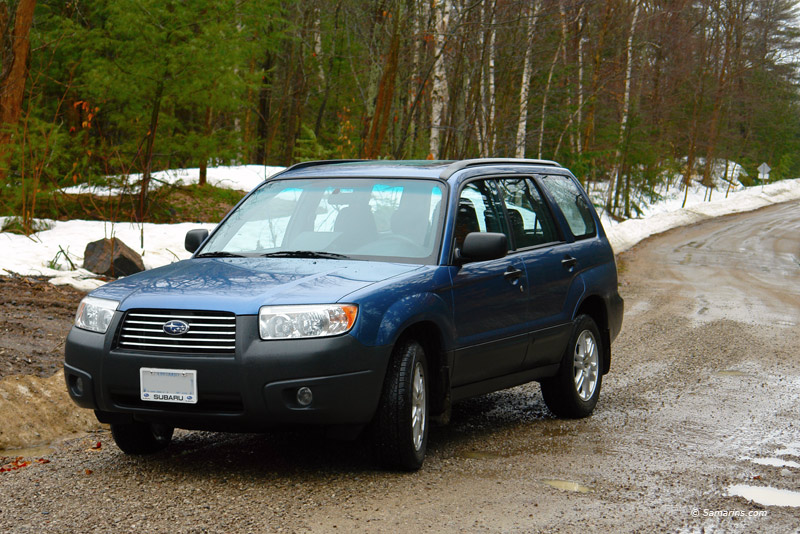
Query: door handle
561,255,578,269
504,266,524,280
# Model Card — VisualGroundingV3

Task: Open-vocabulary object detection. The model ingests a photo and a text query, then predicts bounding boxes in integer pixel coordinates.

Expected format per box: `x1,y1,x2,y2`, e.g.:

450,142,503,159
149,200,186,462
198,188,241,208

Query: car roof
273,159,564,182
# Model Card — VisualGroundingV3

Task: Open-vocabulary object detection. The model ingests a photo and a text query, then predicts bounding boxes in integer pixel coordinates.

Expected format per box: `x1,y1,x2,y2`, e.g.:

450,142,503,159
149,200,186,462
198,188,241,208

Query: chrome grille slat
117,309,236,354
128,313,234,320
120,334,234,342
119,341,236,350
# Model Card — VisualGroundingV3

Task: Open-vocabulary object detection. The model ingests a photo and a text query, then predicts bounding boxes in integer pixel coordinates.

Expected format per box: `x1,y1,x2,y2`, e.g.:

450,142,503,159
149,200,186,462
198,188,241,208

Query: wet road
2,201,799,533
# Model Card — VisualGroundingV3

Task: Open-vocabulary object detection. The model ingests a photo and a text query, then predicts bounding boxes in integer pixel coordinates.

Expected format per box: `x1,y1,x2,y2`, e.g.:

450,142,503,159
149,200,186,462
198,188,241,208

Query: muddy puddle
715,370,749,377
0,444,55,459
541,479,594,493
729,485,800,507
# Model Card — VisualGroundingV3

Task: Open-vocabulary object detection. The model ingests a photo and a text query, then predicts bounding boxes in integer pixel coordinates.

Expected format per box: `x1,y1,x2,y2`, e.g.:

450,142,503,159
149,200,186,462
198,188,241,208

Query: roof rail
440,158,561,180
265,159,367,181
283,159,367,172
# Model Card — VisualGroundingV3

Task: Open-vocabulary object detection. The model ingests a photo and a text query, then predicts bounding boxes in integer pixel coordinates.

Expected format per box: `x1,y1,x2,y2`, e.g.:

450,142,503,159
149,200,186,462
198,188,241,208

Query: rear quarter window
541,175,596,239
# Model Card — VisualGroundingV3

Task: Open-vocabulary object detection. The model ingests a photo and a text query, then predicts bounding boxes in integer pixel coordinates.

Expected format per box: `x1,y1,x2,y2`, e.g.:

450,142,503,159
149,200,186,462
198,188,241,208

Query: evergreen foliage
1,0,798,223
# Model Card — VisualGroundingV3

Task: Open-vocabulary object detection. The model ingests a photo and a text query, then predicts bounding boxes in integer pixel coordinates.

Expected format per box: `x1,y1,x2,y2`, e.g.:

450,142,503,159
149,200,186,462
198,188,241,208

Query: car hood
90,257,423,315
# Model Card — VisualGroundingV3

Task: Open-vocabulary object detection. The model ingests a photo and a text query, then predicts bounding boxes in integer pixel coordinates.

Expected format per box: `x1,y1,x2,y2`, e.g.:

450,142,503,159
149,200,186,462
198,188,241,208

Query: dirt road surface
1,201,799,533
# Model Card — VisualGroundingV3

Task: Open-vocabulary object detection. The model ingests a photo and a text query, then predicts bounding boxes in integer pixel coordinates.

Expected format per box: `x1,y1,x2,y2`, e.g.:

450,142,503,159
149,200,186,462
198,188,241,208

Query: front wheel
372,339,429,471
540,315,603,418
110,422,174,455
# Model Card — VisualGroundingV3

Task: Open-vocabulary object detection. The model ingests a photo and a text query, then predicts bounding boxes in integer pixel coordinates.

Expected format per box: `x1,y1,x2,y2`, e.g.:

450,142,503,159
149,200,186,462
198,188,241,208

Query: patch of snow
748,457,800,469
2,166,800,290
774,443,800,458
603,178,800,253
60,164,285,196
0,219,215,290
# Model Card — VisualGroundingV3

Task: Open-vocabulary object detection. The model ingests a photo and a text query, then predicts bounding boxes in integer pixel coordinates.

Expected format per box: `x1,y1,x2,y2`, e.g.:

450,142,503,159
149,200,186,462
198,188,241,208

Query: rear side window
541,175,596,239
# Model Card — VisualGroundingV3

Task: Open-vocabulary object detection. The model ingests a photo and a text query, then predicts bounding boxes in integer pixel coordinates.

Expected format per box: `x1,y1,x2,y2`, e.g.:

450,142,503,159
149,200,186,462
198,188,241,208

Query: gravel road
1,201,799,533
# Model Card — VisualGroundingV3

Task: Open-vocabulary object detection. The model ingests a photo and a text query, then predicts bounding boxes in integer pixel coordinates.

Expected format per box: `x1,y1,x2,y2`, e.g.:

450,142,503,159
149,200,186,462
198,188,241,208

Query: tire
540,315,603,419
372,339,429,471
110,422,174,455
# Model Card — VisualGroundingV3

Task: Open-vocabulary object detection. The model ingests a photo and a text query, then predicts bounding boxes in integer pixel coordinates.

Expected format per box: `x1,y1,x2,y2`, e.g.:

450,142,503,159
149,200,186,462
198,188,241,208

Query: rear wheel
110,422,174,455
541,315,603,418
372,339,429,471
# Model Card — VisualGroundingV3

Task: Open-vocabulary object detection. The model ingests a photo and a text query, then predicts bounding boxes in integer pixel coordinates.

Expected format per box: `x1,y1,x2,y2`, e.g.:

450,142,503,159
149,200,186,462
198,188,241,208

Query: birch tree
429,0,450,159
478,0,497,157
514,1,540,158
606,0,640,212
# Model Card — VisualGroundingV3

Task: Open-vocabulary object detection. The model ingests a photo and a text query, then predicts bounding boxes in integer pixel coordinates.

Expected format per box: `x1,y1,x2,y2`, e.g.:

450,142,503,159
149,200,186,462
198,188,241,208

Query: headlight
75,296,119,333
259,304,358,340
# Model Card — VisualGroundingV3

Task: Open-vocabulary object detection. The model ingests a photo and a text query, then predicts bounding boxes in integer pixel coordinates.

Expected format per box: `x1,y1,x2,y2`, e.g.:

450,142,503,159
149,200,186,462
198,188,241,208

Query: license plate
140,368,197,404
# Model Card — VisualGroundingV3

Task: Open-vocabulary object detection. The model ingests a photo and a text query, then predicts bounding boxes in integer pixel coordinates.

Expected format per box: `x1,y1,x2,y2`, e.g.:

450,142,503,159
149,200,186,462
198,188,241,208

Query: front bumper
64,314,392,432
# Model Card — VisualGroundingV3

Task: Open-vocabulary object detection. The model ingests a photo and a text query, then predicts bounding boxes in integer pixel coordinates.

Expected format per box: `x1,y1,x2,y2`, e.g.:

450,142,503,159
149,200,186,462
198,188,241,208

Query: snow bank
61,164,285,196
5,164,284,291
604,178,800,253
0,219,215,291
2,172,799,291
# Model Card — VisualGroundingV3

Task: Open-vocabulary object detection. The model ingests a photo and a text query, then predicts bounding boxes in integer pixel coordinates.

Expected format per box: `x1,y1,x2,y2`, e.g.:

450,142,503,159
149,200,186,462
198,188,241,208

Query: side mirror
457,232,507,264
185,229,209,253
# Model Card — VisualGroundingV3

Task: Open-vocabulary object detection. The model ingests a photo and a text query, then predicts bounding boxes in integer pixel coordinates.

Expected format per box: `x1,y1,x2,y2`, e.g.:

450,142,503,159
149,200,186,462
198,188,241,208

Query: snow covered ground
60,164,285,196
602,178,800,254
2,164,799,292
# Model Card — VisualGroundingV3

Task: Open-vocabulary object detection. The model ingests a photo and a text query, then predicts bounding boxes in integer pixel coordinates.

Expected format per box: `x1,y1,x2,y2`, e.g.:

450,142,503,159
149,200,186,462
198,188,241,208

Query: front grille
118,309,236,354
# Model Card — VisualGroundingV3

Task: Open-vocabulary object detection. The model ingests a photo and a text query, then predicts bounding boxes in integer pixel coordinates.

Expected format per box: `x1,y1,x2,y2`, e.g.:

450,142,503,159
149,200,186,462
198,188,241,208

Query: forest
1,0,799,226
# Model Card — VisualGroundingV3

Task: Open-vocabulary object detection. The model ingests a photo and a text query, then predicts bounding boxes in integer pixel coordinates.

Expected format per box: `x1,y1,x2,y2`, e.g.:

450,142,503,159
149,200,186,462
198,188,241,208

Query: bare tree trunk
364,8,400,158
582,2,613,160
702,0,743,188
683,97,701,209
429,0,450,159
478,0,496,158
255,50,273,164
407,0,425,156
138,78,165,221
606,0,640,213
538,40,562,159
199,105,212,186
576,6,585,157
558,0,575,154
0,0,36,178
515,1,540,158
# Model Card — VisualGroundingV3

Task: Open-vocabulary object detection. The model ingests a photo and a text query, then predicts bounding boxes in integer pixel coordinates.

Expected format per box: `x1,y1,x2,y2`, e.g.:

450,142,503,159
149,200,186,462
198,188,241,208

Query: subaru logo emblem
163,319,190,336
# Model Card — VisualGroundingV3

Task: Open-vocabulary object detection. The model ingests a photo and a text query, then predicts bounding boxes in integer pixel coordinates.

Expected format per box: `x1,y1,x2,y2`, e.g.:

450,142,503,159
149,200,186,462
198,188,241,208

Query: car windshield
200,177,445,264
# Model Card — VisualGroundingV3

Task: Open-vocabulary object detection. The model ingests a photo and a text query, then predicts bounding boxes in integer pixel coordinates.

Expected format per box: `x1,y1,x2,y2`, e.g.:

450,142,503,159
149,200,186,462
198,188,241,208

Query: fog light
296,387,313,407
70,375,84,397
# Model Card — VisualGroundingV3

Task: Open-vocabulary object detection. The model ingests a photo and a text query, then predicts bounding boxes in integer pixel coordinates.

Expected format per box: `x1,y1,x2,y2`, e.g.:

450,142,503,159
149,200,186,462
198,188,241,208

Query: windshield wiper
195,251,246,258
260,250,350,260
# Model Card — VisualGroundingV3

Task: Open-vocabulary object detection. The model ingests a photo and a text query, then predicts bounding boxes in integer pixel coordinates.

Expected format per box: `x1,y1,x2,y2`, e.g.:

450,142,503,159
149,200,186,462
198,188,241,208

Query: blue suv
65,159,623,470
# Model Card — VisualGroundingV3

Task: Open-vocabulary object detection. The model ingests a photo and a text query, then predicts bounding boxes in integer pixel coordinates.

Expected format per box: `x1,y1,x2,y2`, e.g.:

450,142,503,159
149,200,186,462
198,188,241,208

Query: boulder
83,238,145,277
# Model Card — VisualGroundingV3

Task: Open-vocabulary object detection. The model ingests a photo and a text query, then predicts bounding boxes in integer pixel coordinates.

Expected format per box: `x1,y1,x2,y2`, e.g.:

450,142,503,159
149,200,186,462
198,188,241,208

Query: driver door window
454,180,508,254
